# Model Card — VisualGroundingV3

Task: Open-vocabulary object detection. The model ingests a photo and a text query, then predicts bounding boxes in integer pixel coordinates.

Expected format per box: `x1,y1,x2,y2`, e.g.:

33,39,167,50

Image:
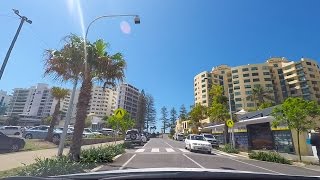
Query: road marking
212,150,237,158
119,154,136,170
165,148,175,152
163,140,174,148
151,148,159,152
230,158,283,175
178,148,189,153
183,154,205,169
135,149,145,153
142,140,149,148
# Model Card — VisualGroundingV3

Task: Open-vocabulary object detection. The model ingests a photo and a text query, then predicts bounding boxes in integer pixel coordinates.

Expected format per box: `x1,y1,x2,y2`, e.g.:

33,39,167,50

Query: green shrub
221,144,239,154
80,144,125,164
249,151,292,164
17,156,93,177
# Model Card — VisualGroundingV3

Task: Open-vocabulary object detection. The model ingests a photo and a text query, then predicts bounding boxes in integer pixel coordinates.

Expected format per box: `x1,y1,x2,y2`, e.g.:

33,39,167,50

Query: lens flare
120,21,131,34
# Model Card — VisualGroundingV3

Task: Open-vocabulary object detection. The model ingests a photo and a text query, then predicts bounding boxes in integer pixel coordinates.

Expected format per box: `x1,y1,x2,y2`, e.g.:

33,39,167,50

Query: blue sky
1,0,320,128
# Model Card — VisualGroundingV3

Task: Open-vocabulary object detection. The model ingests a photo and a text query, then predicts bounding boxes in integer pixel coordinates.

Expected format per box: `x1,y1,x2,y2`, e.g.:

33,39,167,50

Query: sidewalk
0,140,123,171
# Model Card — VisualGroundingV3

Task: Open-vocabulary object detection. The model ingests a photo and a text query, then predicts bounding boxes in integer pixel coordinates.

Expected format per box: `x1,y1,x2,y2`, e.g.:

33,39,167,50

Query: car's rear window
191,135,205,141
203,134,214,138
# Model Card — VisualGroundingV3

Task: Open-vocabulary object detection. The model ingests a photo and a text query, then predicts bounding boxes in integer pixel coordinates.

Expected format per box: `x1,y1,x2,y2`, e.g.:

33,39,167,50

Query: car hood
53,168,320,179
188,140,211,145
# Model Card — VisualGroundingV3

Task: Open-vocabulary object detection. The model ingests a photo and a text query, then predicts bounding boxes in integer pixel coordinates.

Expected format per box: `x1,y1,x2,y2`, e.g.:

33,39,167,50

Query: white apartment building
59,89,80,121
116,83,140,120
0,90,12,107
7,83,57,123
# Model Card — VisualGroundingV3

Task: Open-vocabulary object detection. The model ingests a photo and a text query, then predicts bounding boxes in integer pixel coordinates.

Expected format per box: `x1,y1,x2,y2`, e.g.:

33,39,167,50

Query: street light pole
227,88,235,148
0,9,32,80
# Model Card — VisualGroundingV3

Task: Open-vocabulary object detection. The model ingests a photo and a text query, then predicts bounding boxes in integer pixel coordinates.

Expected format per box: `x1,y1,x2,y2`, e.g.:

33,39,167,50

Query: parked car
0,126,23,136
185,134,212,154
173,133,184,141
100,128,114,136
82,128,95,138
84,128,102,136
125,129,143,145
141,133,147,143
143,132,150,141
0,131,25,152
200,133,219,148
22,126,63,143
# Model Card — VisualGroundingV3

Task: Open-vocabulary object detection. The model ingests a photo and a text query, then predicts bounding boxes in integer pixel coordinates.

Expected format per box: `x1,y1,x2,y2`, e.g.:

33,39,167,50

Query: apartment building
60,89,80,120
194,57,320,111
0,90,12,107
116,83,140,120
7,83,57,121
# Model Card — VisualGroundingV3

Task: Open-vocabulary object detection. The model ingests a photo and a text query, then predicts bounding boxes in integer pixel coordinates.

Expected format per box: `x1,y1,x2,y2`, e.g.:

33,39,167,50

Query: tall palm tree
246,84,274,107
46,87,69,142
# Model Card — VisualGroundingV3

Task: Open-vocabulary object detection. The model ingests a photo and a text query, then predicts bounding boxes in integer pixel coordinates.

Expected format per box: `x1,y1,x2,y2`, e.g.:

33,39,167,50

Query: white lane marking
151,148,159,152
135,148,145,153
119,154,136,170
178,148,189,153
213,150,237,158
183,154,205,169
163,140,174,148
230,158,283,175
142,141,149,148
165,148,175,152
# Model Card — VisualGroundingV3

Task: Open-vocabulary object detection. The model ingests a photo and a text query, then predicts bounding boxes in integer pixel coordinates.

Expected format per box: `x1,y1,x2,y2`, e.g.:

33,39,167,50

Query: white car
82,128,95,138
0,126,23,136
185,134,212,154
141,133,147,143
84,128,102,136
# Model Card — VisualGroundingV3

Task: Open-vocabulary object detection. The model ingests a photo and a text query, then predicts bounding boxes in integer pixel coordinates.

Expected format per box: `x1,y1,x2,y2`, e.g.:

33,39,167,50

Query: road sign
114,108,125,118
226,119,234,128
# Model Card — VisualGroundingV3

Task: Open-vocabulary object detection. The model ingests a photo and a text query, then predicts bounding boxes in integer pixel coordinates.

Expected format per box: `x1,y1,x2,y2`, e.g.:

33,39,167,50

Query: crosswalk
134,148,190,153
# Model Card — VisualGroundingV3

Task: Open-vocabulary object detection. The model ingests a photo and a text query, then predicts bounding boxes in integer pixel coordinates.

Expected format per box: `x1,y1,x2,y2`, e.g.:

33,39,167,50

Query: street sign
114,108,125,118
226,119,234,128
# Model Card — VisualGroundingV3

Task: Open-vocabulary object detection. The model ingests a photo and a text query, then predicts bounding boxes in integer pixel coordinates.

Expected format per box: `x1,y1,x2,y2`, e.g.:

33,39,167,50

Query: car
84,128,102,136
173,133,184,141
100,128,114,136
143,132,150,141
185,134,212,154
0,131,25,152
0,126,23,136
22,126,63,143
200,133,219,148
82,128,95,138
125,129,143,145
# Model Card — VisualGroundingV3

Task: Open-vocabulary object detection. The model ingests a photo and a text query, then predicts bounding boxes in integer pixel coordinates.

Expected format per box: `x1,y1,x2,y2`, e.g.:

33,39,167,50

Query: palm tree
45,87,69,142
44,35,126,160
246,84,273,108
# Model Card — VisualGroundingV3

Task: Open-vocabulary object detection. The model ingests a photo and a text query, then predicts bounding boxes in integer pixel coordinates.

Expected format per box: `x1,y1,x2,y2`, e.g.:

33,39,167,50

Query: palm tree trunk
46,100,60,142
69,75,92,161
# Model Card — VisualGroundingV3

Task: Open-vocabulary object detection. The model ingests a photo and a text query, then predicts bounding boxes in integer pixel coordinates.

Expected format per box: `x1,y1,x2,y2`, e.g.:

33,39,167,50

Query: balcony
285,73,298,79
287,79,299,85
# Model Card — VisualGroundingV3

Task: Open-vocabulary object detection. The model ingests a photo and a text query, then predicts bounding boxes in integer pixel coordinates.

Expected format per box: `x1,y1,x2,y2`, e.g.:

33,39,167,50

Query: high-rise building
60,89,80,120
194,57,320,111
0,90,12,107
116,83,140,120
7,83,57,122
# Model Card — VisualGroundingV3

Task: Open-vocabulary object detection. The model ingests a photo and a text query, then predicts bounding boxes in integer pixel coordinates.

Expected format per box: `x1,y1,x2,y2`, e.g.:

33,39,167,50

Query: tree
136,90,146,132
208,84,230,144
179,104,187,121
145,94,156,132
160,106,169,133
6,116,19,126
106,111,135,135
41,116,52,125
272,97,320,161
44,35,126,160
258,102,273,110
84,117,92,128
46,87,69,142
170,107,177,128
246,84,274,108
189,103,207,134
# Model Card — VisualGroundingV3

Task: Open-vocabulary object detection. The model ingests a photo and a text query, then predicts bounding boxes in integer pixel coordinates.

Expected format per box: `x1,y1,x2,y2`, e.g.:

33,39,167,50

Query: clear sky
1,0,320,128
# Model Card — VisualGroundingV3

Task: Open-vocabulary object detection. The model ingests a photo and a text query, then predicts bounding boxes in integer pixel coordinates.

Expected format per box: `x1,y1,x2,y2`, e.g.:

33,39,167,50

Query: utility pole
0,9,32,80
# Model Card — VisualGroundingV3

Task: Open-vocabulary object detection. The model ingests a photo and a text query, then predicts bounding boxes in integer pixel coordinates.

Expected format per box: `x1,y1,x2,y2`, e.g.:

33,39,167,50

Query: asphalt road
99,135,320,177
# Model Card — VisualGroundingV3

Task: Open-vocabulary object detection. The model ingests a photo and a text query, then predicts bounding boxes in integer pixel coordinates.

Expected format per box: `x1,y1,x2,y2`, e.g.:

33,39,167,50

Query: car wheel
52,135,60,143
25,134,32,139
11,144,19,152
189,145,193,152
14,132,20,136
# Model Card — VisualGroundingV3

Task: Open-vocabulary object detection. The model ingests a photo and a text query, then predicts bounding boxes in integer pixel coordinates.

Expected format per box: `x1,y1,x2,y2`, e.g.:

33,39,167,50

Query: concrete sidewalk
0,140,123,171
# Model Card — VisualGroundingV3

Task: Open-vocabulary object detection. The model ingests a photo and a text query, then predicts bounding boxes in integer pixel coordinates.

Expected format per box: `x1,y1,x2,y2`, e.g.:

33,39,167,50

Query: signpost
113,108,125,144
226,119,234,128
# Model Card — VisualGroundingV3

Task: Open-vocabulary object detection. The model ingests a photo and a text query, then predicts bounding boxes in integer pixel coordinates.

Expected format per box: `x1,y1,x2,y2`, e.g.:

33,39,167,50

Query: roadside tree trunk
69,75,92,161
224,124,229,144
46,100,60,142
297,130,302,162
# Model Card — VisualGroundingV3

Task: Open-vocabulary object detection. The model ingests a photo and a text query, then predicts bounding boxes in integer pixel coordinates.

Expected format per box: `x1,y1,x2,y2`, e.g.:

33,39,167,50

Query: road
99,136,320,176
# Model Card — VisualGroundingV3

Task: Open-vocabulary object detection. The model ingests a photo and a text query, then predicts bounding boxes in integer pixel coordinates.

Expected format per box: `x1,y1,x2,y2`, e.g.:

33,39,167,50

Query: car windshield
2,0,320,178
203,134,214,139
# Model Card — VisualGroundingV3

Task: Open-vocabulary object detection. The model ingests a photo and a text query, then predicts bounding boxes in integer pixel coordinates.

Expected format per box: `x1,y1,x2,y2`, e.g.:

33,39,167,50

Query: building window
233,80,239,84
245,91,252,95
310,74,315,78
264,78,271,81
201,74,205,77
245,85,251,89
234,91,241,96
263,72,270,75
233,75,239,79
262,66,269,70
308,68,313,72
243,73,249,77
306,62,312,65
202,95,206,98
242,68,249,72
202,84,206,88
266,84,273,88
235,104,242,108
252,73,259,76
235,98,242,102
228,84,233,88
232,69,238,73
202,100,207,104
251,67,258,71
253,78,260,82
244,79,250,83
202,90,206,93
221,71,225,74
234,86,240,90
273,64,279,67
247,103,254,107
